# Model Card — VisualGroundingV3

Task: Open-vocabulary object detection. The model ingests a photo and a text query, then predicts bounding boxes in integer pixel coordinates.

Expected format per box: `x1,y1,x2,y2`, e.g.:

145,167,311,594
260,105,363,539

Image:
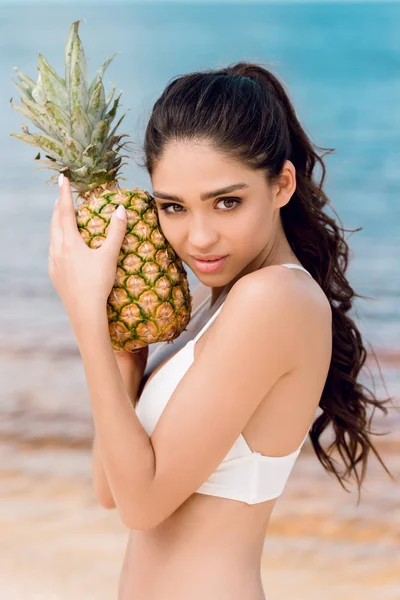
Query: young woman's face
151,140,292,285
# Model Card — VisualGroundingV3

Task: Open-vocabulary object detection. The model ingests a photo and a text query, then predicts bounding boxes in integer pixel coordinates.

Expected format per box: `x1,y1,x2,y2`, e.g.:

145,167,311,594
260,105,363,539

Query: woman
58,62,393,599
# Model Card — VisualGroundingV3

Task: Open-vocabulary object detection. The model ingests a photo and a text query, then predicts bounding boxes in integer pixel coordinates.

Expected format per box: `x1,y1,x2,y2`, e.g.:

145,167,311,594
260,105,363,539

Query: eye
159,203,185,215
218,197,241,210
158,197,242,215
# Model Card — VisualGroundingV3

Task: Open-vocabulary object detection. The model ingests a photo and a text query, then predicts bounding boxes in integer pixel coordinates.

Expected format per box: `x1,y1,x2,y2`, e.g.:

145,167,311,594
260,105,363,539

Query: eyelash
158,197,242,215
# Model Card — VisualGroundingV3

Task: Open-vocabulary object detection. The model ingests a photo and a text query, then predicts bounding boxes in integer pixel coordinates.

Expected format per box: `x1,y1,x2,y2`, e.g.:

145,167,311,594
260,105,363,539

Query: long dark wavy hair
137,61,396,502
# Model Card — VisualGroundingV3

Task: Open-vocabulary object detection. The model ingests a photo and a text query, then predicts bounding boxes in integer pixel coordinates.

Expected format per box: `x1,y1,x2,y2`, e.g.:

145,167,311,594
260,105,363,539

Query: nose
188,215,219,250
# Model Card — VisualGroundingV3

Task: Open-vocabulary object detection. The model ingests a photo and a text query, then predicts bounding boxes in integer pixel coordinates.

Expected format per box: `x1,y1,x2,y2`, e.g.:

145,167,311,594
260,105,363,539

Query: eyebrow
152,183,250,203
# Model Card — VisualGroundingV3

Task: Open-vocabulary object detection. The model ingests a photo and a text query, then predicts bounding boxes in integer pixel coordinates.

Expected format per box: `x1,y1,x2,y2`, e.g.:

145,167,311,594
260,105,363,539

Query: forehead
152,140,252,187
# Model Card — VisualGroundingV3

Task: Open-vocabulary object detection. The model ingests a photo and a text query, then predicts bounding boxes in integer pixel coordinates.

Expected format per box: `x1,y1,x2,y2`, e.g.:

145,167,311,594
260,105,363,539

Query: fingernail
58,173,64,188
115,205,126,220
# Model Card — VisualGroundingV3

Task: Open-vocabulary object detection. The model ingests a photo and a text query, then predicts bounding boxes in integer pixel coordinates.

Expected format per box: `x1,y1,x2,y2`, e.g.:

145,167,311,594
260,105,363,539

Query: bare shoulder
238,264,331,320
223,265,332,366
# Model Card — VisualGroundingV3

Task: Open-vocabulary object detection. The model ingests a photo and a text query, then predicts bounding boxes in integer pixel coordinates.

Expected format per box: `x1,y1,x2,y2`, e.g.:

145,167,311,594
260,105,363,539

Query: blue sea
0,1,399,367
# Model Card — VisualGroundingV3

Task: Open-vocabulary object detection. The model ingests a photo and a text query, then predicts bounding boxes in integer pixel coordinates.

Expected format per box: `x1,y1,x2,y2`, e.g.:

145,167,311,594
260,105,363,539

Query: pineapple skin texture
76,183,193,352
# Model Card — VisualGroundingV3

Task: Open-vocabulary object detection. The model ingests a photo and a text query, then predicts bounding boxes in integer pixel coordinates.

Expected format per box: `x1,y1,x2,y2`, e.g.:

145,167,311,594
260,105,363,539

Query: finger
100,203,127,258
58,174,80,241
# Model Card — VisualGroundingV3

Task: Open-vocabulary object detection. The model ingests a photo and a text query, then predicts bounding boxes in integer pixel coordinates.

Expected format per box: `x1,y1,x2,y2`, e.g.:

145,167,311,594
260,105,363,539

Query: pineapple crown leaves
9,19,133,194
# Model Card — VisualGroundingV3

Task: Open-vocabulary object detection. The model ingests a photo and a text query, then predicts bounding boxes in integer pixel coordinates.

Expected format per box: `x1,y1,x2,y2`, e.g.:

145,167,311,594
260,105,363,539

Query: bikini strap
193,303,225,343
280,263,312,277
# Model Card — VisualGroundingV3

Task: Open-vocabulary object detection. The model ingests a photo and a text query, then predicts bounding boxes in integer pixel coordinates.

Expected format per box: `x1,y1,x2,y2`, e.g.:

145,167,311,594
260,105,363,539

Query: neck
209,226,298,308
210,289,225,309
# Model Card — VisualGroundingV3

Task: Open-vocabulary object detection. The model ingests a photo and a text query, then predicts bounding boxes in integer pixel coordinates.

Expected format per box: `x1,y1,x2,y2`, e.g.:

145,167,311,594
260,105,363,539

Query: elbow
93,489,116,510
120,498,160,531
118,476,160,530
121,509,156,531
121,503,172,531
99,497,116,510
92,481,116,510
94,491,156,528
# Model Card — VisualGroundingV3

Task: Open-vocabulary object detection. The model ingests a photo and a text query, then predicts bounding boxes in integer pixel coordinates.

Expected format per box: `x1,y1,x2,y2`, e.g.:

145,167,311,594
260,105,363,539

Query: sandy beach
1,343,399,600
1,433,399,600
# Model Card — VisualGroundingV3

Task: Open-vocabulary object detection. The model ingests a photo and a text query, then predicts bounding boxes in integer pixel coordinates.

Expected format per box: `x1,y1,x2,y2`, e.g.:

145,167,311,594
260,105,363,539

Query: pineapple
10,19,192,353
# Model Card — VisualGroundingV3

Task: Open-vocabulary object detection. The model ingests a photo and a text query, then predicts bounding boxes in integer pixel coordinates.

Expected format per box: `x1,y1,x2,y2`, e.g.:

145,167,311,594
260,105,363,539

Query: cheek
157,214,183,245
231,205,271,248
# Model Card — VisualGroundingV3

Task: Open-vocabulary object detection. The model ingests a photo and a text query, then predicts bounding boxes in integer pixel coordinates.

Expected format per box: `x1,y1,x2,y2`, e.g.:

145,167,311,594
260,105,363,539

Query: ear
274,160,296,209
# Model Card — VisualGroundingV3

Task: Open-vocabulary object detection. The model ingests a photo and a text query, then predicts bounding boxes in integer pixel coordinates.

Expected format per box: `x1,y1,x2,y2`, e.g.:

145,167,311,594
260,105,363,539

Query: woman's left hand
48,174,127,328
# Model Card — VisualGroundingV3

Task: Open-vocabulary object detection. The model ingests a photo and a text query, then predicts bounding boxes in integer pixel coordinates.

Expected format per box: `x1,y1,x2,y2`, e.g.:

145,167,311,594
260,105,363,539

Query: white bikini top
136,263,313,505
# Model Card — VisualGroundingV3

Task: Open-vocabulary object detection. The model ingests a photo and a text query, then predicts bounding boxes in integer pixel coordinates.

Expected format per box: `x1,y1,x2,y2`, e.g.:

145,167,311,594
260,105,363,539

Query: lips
190,255,227,261
191,255,228,273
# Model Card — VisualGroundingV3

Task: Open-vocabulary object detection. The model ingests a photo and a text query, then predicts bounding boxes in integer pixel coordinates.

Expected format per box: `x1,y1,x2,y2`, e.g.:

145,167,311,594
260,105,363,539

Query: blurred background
1,1,399,599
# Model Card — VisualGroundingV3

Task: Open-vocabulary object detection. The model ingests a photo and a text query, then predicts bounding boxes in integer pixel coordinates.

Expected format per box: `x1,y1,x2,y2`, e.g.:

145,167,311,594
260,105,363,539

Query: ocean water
0,1,399,400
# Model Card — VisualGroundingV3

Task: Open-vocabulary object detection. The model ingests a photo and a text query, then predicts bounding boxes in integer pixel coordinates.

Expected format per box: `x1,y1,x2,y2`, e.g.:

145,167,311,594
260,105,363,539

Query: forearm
113,350,147,407
92,433,116,508
91,353,145,508
76,309,155,529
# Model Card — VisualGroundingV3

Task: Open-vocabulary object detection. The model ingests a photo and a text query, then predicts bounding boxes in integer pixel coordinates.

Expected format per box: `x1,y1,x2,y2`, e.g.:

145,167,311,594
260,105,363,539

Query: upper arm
136,270,310,529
